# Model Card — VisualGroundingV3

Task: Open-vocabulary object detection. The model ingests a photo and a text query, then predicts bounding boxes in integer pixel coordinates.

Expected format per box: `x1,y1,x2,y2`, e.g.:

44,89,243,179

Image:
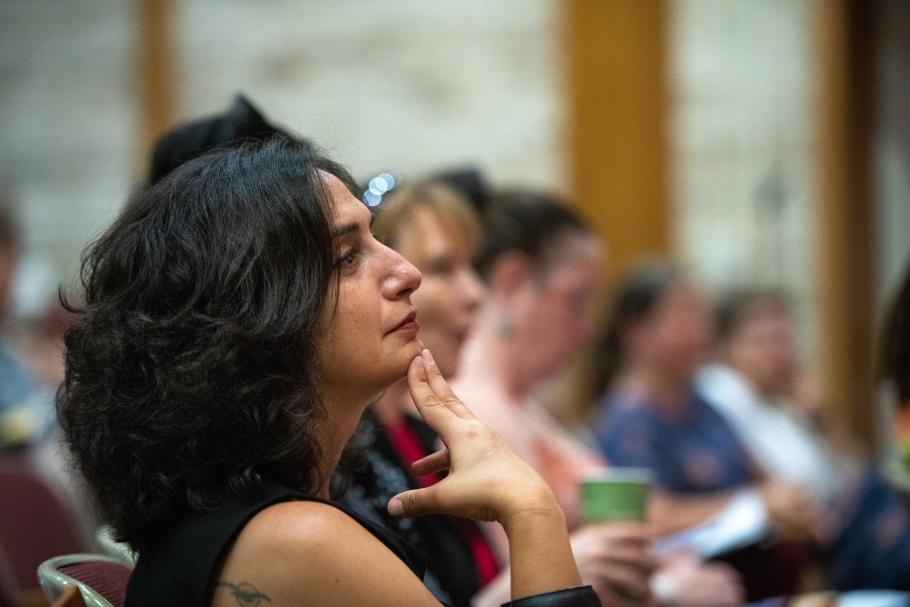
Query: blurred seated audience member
697,290,851,505
698,288,910,590
589,263,818,598
0,200,55,448
10,256,73,390
452,191,743,607
60,136,595,606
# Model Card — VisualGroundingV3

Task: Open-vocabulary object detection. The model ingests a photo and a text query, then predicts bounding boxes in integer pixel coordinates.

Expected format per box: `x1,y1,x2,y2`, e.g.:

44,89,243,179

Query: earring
496,317,514,340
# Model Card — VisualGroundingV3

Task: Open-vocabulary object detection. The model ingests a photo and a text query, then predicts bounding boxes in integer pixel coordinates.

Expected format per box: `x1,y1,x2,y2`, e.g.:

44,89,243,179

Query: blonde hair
371,182,481,256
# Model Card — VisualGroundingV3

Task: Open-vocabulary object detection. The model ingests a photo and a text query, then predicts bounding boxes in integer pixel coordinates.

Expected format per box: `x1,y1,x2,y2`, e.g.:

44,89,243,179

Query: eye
336,248,359,268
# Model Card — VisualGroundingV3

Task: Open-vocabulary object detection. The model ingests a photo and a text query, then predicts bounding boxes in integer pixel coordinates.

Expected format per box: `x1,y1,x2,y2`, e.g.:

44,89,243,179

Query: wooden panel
565,0,670,286
137,0,175,165
811,0,878,450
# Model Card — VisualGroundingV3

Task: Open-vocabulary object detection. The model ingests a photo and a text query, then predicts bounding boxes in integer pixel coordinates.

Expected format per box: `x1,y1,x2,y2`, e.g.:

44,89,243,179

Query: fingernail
388,497,404,517
421,349,434,364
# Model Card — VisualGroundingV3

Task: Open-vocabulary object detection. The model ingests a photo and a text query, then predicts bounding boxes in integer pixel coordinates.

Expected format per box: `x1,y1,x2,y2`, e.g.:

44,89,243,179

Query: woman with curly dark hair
59,136,595,606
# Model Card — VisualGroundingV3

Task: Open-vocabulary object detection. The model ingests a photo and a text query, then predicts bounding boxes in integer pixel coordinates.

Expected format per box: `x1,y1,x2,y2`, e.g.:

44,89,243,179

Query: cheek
336,283,378,338
412,278,450,327
526,298,576,352
322,284,381,365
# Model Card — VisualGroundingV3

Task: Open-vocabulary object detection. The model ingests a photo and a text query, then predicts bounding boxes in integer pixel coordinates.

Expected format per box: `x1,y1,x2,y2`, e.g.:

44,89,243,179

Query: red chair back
0,456,85,601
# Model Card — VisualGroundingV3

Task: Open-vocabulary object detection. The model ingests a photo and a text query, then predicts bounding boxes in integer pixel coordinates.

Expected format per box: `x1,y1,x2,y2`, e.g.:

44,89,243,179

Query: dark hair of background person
58,136,360,552
881,258,910,404
586,262,686,403
428,167,492,216
148,94,290,185
0,197,18,250
715,288,791,342
473,189,592,281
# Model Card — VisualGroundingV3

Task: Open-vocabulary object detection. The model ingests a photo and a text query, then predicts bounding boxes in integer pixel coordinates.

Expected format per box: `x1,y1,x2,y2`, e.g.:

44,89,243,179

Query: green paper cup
579,467,652,524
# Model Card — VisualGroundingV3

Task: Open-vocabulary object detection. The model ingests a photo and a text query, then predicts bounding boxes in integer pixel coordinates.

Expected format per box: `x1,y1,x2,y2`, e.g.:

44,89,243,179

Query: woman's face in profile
510,234,604,381
315,173,423,401
393,206,485,379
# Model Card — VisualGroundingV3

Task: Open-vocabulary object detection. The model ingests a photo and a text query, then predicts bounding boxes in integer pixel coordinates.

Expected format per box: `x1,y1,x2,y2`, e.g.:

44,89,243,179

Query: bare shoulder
211,500,439,607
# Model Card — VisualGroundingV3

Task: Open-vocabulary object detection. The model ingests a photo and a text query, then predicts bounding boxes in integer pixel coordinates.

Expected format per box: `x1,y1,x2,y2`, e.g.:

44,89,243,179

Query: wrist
499,492,565,537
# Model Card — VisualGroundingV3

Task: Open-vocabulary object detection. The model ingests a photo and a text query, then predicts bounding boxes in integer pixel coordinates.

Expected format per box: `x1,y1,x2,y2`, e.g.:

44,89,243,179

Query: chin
403,337,422,359
386,338,422,379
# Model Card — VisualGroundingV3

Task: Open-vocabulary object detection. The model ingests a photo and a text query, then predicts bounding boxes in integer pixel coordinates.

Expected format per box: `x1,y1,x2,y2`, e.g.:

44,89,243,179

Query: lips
388,310,419,335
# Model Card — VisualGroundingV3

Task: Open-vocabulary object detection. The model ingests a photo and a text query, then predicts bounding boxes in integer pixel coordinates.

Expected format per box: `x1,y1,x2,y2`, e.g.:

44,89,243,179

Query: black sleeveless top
125,482,425,607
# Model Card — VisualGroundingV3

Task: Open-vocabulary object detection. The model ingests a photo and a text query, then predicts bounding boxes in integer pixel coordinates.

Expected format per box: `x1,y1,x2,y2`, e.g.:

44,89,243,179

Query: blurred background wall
1,0,908,448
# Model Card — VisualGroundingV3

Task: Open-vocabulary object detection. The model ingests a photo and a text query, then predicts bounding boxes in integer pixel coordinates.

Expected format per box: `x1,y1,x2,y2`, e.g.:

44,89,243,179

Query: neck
620,364,688,410
373,378,412,427
314,390,375,498
725,360,776,401
469,308,537,401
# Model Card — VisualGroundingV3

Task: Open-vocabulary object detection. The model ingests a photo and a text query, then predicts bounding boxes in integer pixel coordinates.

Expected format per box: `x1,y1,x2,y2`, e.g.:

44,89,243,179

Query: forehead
321,171,370,225
543,236,603,282
395,207,470,259
741,307,792,332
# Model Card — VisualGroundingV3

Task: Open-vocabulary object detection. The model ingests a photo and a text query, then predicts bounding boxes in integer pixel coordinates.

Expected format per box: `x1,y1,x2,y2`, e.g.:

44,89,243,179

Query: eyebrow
331,223,360,239
331,213,375,239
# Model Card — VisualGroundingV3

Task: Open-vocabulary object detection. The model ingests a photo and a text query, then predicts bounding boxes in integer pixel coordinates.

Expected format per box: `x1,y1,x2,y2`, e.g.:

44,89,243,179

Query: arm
215,350,590,606
648,490,739,535
389,350,583,600
213,500,443,607
650,482,818,539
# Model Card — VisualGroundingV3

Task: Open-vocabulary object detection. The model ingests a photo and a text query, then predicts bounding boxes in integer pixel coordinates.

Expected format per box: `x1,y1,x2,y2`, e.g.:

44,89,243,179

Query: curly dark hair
58,136,359,552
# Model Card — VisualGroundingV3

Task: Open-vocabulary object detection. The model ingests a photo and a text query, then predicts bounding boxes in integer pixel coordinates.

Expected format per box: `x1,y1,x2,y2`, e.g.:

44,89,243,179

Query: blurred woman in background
0,201,56,447
453,191,743,607
588,262,910,595
587,263,819,599
589,264,815,538
699,287,910,591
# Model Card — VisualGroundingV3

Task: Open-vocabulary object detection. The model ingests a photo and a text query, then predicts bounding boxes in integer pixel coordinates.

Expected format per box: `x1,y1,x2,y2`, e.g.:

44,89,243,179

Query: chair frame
37,554,128,607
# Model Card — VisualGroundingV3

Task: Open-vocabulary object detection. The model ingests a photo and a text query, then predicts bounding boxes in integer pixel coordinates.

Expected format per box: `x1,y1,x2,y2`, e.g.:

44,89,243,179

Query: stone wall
1,0,562,295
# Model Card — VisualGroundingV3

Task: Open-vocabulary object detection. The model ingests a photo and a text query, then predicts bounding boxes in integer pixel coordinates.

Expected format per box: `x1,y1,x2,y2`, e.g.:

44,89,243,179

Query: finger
387,486,440,518
419,349,475,420
584,523,655,545
411,448,450,476
599,564,651,600
407,355,458,434
589,582,623,607
597,547,660,574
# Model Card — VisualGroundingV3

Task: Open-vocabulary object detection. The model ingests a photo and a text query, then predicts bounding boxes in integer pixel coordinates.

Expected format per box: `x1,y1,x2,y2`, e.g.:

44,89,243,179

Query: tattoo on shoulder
215,581,272,606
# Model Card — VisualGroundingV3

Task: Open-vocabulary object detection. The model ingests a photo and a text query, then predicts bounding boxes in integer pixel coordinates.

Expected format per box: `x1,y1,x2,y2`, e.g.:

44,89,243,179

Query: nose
380,245,422,300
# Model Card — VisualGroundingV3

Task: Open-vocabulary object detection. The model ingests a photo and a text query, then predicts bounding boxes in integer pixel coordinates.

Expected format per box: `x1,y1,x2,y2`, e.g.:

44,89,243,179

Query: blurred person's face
315,174,423,402
629,281,714,381
392,206,485,378
507,234,604,382
727,307,796,397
